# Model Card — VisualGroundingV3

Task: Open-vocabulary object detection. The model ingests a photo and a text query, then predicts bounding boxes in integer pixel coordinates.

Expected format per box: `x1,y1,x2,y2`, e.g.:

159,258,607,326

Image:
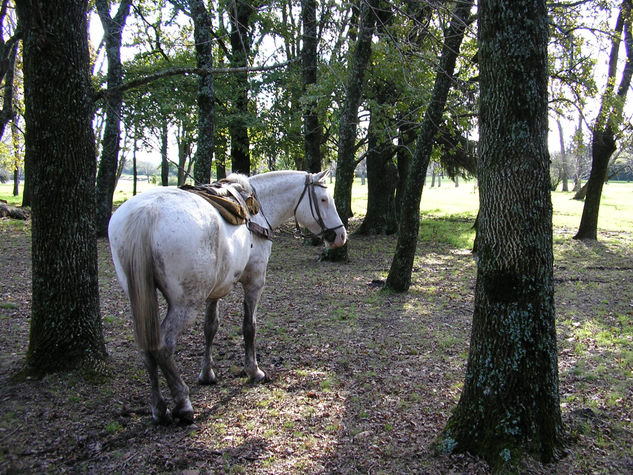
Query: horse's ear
315,169,330,182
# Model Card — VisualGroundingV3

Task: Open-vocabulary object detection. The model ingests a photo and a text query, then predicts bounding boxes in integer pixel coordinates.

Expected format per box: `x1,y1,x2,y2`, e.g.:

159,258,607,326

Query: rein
293,174,344,243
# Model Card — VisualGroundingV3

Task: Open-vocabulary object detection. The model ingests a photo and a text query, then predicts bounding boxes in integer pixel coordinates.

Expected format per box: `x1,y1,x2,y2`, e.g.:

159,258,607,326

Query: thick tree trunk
575,0,632,239
302,0,322,173
229,0,251,175
17,0,107,374
385,0,473,292
94,0,132,238
190,0,215,184
357,103,398,235
436,1,563,468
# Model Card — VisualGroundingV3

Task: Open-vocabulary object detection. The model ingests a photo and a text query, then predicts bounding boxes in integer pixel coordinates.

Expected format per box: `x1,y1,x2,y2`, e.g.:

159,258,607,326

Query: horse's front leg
242,281,266,382
199,299,220,385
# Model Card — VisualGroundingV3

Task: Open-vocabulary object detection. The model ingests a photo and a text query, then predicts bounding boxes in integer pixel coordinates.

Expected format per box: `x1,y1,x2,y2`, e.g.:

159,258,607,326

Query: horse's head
294,170,347,249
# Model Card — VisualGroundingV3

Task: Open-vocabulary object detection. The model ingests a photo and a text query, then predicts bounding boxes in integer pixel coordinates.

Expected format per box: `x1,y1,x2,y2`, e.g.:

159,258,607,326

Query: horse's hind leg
142,351,170,424
199,299,220,385
154,305,194,424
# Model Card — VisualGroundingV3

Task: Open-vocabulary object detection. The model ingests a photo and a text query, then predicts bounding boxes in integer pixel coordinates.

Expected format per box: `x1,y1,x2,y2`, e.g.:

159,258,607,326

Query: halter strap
293,173,344,242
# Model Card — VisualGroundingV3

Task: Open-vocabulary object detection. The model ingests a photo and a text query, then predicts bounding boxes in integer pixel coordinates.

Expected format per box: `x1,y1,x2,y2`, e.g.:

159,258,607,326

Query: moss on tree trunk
18,0,107,375
435,0,563,468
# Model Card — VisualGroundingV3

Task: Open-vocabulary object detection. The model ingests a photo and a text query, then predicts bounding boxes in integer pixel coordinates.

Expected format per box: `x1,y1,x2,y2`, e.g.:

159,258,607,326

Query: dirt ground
1,217,632,474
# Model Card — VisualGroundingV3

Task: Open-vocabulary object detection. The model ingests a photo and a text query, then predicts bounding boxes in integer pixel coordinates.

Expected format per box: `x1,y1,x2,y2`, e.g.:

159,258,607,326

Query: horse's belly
154,218,252,304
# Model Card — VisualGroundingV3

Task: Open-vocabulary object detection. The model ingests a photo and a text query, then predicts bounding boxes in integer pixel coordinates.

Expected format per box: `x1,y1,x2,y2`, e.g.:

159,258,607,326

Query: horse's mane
224,173,253,194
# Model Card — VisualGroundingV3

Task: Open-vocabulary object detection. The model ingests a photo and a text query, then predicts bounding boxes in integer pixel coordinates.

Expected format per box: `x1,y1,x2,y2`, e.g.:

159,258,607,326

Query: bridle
293,174,345,243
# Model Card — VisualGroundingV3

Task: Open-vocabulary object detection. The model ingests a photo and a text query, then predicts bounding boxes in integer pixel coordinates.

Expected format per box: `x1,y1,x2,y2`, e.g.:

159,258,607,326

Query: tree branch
93,59,297,102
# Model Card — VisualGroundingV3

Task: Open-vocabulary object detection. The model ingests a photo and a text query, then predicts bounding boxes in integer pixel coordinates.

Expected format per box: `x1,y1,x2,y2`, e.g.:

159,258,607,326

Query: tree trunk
436,1,563,468
229,0,251,175
333,0,376,226
11,118,20,196
94,0,132,238
132,137,138,196
574,128,616,237
557,118,569,191
16,0,107,374
357,102,398,235
302,0,322,173
395,120,415,222
216,130,227,180
385,0,473,292
21,152,31,206
12,167,19,196
190,0,215,184
575,0,632,240
160,120,169,186
0,32,18,141
326,0,377,261
177,135,192,186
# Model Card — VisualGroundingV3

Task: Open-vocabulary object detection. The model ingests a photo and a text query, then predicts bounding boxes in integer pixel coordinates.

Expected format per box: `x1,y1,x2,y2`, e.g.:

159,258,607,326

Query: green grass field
2,177,632,237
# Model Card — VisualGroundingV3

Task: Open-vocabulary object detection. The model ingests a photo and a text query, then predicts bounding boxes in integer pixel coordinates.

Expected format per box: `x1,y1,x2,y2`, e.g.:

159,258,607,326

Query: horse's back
109,187,252,304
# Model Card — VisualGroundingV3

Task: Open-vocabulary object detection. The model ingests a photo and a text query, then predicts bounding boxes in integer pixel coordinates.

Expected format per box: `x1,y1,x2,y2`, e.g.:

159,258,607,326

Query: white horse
108,170,346,424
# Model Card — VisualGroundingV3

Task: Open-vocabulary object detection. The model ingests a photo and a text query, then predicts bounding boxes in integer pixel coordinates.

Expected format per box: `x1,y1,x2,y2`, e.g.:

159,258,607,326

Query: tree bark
333,0,376,226
0,1,20,143
575,0,632,240
132,136,138,196
326,0,377,262
557,119,569,191
11,118,20,196
160,120,169,186
395,120,416,222
16,0,107,374
385,0,473,292
436,1,563,468
190,0,215,184
229,0,252,175
94,0,132,238
302,0,322,173
357,99,398,235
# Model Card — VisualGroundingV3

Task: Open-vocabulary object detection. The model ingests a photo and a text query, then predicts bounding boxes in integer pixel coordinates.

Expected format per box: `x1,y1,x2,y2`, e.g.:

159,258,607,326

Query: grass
350,178,633,239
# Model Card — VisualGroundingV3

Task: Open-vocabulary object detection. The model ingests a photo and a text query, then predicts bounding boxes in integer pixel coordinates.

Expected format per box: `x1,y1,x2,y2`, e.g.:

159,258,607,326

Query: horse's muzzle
325,226,347,249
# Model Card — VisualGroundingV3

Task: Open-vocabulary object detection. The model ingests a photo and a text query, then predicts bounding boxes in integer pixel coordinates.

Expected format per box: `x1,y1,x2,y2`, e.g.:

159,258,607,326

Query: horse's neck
251,172,305,229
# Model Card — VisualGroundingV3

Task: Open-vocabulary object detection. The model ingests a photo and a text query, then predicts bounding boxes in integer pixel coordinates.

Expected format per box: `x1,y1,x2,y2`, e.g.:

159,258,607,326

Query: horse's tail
119,211,161,351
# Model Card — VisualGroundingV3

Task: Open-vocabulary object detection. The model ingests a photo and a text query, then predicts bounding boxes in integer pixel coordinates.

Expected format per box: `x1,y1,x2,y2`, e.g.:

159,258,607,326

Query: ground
0,217,632,474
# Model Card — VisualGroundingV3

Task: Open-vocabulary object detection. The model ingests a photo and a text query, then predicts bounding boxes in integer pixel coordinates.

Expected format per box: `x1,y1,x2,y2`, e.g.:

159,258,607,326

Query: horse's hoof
152,408,172,425
173,401,194,425
198,370,217,385
175,410,195,425
248,369,267,383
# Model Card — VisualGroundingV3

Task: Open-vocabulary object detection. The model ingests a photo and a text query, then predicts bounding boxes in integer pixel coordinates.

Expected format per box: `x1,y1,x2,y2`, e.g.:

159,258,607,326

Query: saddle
180,180,260,226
